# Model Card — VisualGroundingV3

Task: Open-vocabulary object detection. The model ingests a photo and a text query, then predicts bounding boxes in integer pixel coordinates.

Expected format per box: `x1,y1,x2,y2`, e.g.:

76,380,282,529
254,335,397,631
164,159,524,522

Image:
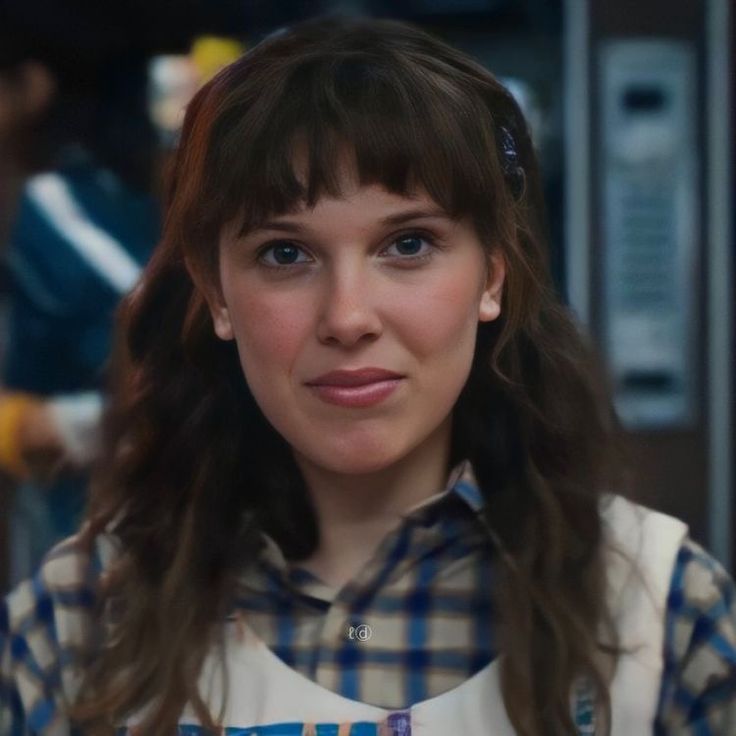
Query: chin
320,454,401,476
301,440,408,477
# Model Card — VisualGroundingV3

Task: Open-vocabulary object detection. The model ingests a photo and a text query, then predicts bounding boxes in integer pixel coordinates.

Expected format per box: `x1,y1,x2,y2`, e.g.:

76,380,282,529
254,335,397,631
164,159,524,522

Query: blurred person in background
0,0,161,587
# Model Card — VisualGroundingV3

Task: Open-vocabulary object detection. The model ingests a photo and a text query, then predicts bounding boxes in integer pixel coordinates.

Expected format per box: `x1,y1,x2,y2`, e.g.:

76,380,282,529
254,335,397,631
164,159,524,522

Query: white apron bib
113,494,687,735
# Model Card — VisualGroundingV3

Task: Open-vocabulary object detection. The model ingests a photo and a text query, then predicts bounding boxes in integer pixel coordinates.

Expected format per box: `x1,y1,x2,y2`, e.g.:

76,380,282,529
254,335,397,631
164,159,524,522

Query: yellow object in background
191,36,246,83
149,36,245,146
0,393,39,480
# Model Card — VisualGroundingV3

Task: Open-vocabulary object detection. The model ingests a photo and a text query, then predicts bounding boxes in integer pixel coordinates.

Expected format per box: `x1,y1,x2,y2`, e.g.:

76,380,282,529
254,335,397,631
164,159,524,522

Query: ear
209,296,234,341
478,250,505,323
185,255,234,341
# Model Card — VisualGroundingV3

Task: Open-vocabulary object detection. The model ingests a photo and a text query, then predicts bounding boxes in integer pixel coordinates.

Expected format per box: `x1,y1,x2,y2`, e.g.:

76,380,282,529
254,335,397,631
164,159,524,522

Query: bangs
204,48,506,236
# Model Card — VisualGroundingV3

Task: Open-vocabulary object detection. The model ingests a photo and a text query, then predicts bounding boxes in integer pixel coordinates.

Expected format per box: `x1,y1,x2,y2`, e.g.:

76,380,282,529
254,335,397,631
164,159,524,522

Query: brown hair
69,17,625,735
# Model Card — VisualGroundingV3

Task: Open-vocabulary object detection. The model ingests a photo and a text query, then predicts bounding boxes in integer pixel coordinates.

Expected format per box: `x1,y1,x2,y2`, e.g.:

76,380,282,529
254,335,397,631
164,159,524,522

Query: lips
304,368,405,408
305,368,404,387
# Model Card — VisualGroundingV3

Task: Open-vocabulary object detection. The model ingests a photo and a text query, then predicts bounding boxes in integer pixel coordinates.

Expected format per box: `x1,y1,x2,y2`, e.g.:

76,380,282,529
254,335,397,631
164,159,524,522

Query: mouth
304,368,405,408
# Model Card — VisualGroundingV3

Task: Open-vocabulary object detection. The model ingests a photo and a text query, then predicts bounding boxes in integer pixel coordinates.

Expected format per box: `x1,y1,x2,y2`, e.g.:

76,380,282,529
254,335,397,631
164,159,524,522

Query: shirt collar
400,458,484,518
256,458,484,570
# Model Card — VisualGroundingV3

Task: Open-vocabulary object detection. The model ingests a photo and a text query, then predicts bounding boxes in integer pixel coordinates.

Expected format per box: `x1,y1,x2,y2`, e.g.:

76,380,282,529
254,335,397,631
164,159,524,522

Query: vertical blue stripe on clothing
9,632,30,661
338,640,364,701
275,614,296,667
30,569,62,695
406,553,434,705
10,689,26,736
472,547,493,672
28,699,58,732
266,564,298,669
274,580,296,667
352,524,413,615
655,545,688,735
673,686,696,712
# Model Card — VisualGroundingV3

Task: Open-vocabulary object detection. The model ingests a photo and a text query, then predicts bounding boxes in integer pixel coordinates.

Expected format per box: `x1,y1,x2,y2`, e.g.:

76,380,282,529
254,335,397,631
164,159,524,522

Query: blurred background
0,0,732,592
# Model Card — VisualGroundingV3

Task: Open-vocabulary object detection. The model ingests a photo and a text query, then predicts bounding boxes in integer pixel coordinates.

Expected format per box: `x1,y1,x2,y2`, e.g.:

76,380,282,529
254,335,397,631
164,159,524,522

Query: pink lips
304,368,405,408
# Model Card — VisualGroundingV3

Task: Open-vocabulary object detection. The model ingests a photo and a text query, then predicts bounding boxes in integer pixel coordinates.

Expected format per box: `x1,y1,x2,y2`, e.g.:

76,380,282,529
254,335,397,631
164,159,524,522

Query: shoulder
656,536,736,731
599,493,688,538
6,535,95,632
598,495,732,609
1,530,104,732
669,536,735,610
599,495,689,600
596,497,736,729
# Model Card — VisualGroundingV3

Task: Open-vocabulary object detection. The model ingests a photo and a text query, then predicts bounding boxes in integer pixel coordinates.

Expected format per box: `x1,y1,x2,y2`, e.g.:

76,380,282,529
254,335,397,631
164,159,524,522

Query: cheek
225,285,311,376
391,271,482,359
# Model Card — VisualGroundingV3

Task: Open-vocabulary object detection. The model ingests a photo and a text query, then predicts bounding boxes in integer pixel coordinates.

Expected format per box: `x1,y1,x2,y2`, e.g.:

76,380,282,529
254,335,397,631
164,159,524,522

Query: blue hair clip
499,125,524,198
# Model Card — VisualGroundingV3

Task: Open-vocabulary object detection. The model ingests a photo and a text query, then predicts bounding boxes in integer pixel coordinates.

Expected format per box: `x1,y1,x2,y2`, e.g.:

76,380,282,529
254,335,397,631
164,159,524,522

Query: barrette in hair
499,126,518,166
498,125,525,198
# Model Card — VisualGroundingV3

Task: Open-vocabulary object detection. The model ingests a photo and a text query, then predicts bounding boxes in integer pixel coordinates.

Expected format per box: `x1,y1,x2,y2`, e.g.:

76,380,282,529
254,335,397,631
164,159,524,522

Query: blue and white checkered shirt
2,461,736,734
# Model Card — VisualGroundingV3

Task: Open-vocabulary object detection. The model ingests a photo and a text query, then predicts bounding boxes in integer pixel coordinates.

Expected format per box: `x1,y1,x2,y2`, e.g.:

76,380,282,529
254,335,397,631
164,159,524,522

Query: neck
291,419,452,587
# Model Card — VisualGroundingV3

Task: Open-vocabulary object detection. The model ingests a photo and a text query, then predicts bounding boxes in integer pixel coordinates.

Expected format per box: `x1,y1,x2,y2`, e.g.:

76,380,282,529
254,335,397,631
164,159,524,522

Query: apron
113,494,688,735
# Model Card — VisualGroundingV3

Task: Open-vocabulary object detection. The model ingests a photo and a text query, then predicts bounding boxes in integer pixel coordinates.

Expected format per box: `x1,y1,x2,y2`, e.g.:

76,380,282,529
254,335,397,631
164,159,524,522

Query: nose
316,263,382,347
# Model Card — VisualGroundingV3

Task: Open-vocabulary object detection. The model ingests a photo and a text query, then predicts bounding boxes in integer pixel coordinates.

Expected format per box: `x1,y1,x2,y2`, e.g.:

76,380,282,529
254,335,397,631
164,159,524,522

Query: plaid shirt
2,461,736,734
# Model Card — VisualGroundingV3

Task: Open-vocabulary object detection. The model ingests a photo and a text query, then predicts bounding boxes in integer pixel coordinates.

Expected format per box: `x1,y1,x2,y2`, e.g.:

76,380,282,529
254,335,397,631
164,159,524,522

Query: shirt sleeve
655,537,736,735
1,536,98,736
1,575,63,735
1,595,29,735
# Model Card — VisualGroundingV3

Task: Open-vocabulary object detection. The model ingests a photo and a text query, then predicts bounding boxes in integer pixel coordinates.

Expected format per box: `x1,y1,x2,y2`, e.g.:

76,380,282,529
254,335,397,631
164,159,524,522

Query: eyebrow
249,207,451,235
381,208,451,226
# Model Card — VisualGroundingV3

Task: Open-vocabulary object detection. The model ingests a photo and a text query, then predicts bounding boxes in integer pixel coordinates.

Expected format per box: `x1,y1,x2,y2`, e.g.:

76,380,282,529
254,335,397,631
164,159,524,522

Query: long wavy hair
69,17,626,736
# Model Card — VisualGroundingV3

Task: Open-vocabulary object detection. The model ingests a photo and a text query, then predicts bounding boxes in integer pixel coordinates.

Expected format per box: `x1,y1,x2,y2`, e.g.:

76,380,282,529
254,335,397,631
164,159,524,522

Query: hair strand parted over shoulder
68,17,627,736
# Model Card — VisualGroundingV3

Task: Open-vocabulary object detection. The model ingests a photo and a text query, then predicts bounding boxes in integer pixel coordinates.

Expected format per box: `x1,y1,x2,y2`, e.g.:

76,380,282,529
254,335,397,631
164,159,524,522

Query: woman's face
210,176,504,478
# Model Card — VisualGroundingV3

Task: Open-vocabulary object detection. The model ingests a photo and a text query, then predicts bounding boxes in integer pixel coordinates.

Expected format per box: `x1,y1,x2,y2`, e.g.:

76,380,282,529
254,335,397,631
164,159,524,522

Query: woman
2,17,735,736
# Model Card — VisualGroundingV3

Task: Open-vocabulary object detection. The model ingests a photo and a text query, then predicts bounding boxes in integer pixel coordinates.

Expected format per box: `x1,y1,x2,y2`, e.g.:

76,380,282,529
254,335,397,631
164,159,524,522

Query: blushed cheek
393,277,481,359
229,291,312,377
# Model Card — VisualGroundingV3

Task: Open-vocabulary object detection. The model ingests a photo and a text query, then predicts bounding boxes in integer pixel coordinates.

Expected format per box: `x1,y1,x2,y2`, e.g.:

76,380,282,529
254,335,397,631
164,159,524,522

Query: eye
383,232,435,259
258,241,312,267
